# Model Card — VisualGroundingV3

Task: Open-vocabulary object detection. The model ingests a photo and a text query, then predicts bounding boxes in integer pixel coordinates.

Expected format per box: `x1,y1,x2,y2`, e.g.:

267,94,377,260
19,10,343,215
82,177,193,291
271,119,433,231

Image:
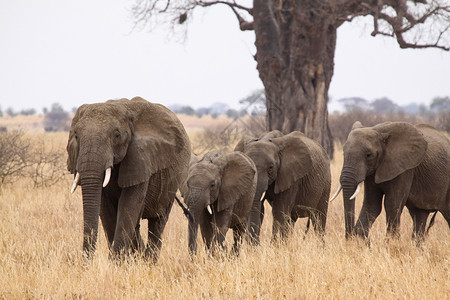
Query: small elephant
67,97,191,259
235,131,331,242
331,121,450,241
183,150,257,254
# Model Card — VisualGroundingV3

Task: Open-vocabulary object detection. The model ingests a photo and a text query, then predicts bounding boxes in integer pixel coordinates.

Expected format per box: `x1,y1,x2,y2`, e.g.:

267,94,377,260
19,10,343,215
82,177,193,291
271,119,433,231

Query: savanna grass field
0,115,448,299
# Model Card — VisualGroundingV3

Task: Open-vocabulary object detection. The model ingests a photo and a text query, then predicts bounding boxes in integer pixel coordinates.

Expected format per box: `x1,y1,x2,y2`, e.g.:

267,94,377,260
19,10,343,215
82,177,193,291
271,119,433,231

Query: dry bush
0,132,448,299
191,122,243,155
27,135,69,188
0,132,69,188
191,115,267,155
329,110,433,144
0,131,31,186
239,115,266,137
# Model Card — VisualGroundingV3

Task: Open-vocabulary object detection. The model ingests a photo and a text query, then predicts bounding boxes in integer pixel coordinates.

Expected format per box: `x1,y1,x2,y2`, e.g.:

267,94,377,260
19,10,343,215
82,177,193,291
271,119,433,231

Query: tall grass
0,134,448,299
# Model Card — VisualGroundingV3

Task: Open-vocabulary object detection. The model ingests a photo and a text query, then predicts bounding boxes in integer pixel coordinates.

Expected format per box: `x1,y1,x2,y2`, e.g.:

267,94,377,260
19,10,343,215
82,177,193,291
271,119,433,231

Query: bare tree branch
195,1,254,31
361,0,450,50
196,0,252,13
132,0,254,32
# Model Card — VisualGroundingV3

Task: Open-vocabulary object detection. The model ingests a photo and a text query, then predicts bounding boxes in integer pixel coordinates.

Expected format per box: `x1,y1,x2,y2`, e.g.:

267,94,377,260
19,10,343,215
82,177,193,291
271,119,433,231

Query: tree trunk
253,0,336,158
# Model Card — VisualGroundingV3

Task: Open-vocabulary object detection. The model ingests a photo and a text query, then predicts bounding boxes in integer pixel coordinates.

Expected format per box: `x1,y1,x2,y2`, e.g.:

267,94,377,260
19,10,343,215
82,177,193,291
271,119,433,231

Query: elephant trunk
340,168,359,239
80,172,103,258
188,218,198,255
77,140,112,258
248,173,269,244
186,188,209,255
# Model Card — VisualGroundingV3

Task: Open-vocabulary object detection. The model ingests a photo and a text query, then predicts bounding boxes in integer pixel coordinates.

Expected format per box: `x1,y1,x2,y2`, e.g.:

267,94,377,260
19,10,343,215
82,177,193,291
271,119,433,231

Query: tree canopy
133,0,449,158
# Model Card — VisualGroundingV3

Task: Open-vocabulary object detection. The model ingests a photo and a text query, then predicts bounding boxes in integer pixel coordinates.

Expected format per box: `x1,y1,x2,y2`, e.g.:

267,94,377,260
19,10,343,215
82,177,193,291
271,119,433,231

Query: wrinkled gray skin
67,97,190,259
340,121,450,242
183,150,256,254
235,131,331,243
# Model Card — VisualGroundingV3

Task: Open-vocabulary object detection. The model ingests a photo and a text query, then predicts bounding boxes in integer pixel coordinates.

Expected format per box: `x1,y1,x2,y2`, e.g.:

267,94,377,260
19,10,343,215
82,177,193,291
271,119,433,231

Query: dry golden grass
0,128,449,299
0,114,45,132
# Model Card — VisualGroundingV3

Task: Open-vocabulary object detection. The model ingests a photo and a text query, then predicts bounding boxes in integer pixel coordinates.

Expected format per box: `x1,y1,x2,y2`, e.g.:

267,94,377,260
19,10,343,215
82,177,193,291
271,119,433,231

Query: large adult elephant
331,121,450,241
183,150,256,254
235,131,331,243
67,97,191,259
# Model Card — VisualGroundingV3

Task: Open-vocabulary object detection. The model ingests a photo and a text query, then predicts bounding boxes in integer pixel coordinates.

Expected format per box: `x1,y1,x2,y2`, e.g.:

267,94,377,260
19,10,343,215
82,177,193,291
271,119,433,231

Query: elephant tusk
103,167,111,188
350,182,363,200
206,205,213,215
260,191,266,202
70,172,80,194
329,184,342,202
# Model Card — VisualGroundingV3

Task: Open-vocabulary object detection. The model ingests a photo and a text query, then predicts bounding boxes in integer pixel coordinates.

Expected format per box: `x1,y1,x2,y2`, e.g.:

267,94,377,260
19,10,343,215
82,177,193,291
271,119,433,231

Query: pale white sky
0,0,449,114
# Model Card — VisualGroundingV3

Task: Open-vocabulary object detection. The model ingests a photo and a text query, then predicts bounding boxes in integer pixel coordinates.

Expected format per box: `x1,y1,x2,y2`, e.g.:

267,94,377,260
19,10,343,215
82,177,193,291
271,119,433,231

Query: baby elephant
183,150,257,255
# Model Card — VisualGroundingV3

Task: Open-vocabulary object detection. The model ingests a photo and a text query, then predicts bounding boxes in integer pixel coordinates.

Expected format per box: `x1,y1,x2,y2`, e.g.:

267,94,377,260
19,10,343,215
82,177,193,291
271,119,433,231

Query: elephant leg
146,200,173,261
383,173,413,238
211,210,233,253
100,171,120,247
354,182,383,239
311,191,329,236
131,222,145,252
247,199,263,245
199,220,214,250
406,204,428,243
100,194,118,247
271,192,295,241
232,222,246,255
112,182,148,255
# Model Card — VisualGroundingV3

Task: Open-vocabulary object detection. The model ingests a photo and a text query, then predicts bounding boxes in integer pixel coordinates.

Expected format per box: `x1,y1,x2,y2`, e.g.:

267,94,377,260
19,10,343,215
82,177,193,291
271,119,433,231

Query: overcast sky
1,0,449,114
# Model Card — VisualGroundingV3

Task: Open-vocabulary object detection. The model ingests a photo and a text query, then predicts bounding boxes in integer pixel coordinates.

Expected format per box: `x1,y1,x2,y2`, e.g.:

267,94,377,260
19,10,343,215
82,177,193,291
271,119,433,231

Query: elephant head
337,121,427,238
67,97,189,256
184,150,256,254
235,131,313,241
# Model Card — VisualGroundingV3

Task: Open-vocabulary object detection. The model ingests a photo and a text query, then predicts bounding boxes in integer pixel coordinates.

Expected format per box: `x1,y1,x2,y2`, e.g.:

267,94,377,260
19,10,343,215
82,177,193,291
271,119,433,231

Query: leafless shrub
329,109,437,144
240,115,266,137
428,112,450,132
192,122,242,156
28,137,68,188
0,131,31,187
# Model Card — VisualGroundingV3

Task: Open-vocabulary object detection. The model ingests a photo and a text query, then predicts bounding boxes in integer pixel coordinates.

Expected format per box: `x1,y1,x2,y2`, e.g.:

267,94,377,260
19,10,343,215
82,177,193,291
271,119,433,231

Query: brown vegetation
0,126,448,298
329,109,449,144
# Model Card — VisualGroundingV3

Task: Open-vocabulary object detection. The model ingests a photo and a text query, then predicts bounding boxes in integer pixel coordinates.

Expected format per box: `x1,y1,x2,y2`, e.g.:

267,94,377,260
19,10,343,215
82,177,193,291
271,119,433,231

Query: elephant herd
66,97,450,260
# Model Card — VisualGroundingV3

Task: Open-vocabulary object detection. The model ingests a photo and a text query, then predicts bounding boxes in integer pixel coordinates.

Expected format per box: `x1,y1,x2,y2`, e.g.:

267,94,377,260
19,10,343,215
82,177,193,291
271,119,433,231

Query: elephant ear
66,104,88,174
216,152,256,212
374,122,427,184
118,97,190,188
351,121,363,131
234,135,256,152
180,154,200,198
272,132,313,194
261,130,284,140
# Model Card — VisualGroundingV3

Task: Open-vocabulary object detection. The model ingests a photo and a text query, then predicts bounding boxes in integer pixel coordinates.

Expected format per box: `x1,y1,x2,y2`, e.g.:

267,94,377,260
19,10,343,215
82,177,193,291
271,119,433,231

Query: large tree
133,0,449,157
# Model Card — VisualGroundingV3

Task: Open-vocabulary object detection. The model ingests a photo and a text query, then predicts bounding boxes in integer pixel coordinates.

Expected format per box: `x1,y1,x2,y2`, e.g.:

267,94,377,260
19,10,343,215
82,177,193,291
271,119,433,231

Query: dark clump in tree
132,0,450,158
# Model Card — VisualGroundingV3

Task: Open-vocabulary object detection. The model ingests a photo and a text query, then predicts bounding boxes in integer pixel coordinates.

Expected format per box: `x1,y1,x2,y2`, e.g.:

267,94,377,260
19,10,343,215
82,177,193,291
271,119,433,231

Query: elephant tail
303,217,311,240
175,195,194,222
425,211,438,235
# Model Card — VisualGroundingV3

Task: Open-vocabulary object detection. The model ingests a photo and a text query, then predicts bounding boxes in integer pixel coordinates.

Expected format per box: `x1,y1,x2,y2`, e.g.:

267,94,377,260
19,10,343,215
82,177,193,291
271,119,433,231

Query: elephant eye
114,130,121,139
210,182,215,188
366,153,372,158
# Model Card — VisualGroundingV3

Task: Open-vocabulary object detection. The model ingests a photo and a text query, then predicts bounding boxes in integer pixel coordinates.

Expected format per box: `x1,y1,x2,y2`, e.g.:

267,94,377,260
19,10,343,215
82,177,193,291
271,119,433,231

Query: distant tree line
0,94,448,136
0,103,73,132
330,96,450,143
